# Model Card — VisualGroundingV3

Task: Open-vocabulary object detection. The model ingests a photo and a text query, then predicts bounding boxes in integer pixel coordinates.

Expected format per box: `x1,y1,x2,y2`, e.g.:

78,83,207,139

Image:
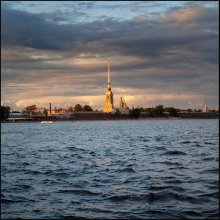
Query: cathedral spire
108,57,111,88
103,57,114,112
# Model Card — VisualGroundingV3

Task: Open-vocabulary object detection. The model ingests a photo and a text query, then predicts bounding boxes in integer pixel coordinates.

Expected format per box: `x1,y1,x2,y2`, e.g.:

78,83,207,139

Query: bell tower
103,58,114,112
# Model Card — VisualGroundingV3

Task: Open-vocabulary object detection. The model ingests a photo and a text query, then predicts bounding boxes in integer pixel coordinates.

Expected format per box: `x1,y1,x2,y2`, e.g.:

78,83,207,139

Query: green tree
74,104,82,112
164,107,178,117
154,105,164,117
68,106,74,112
82,105,93,112
129,107,141,119
26,105,37,111
144,107,155,117
144,108,151,113
139,107,144,112
0,106,10,120
176,108,181,113
23,105,37,114
23,105,37,117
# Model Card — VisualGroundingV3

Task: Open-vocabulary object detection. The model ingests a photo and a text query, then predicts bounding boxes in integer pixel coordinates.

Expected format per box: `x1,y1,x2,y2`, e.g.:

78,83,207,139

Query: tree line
67,104,93,112
142,105,179,117
129,105,179,118
0,104,94,120
23,104,94,116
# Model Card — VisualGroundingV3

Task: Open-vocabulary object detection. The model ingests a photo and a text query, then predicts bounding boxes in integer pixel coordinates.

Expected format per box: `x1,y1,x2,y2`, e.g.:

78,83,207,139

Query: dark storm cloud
2,8,73,50
1,6,124,50
2,5,218,60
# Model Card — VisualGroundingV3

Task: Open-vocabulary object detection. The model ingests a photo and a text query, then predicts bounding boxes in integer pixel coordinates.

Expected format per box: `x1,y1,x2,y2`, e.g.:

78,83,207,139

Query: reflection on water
1,119,219,219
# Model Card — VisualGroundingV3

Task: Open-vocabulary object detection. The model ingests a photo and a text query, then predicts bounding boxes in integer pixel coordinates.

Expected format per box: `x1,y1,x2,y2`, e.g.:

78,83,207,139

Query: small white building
203,105,209,112
9,112,26,118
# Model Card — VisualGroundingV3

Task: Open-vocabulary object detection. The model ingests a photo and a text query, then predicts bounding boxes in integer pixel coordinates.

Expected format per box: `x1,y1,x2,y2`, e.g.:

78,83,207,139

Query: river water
1,119,219,219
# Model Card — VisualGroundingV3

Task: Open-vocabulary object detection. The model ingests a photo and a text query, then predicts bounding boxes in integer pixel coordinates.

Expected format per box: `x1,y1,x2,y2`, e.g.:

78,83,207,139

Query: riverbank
1,111,218,123
1,117,219,123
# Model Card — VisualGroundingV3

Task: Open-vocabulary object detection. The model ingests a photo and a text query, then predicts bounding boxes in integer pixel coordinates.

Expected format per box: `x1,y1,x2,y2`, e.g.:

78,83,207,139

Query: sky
1,1,219,111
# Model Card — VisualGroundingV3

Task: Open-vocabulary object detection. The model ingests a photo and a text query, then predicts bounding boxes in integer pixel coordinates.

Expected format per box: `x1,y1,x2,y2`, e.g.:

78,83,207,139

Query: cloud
1,3,219,110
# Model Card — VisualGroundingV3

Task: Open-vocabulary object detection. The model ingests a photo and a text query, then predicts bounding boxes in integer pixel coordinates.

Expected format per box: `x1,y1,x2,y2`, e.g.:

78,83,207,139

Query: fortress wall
179,112,219,119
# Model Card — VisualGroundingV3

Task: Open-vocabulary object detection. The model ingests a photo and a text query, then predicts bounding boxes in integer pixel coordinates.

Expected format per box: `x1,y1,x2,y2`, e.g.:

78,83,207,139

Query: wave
142,139,150,142
163,150,186,156
155,146,166,150
1,196,34,204
24,170,42,175
182,210,202,218
108,192,200,204
147,185,185,192
205,168,219,174
53,171,70,177
57,189,102,196
180,141,192,144
194,144,205,147
204,142,216,145
1,198,20,204
152,161,182,166
89,151,96,156
22,162,30,166
164,179,182,184
14,184,32,189
202,157,215,161
70,201,81,204
66,146,81,151
198,191,219,199
118,167,136,173
59,215,89,219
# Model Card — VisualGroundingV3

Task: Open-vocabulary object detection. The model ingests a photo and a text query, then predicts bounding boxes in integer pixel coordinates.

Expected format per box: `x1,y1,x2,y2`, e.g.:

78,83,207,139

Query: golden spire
103,57,114,112
108,57,111,88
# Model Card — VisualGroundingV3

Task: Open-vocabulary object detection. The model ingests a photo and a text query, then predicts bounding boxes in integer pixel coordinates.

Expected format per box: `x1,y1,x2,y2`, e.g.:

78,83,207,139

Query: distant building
203,104,209,112
10,112,21,117
7,112,29,121
117,97,129,114
103,58,114,112
9,112,26,118
48,110,56,115
34,107,47,116
118,97,126,109
47,104,69,115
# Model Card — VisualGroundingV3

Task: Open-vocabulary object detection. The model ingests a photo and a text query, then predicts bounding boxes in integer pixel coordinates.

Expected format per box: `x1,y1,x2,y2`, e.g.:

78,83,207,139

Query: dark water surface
1,119,219,219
